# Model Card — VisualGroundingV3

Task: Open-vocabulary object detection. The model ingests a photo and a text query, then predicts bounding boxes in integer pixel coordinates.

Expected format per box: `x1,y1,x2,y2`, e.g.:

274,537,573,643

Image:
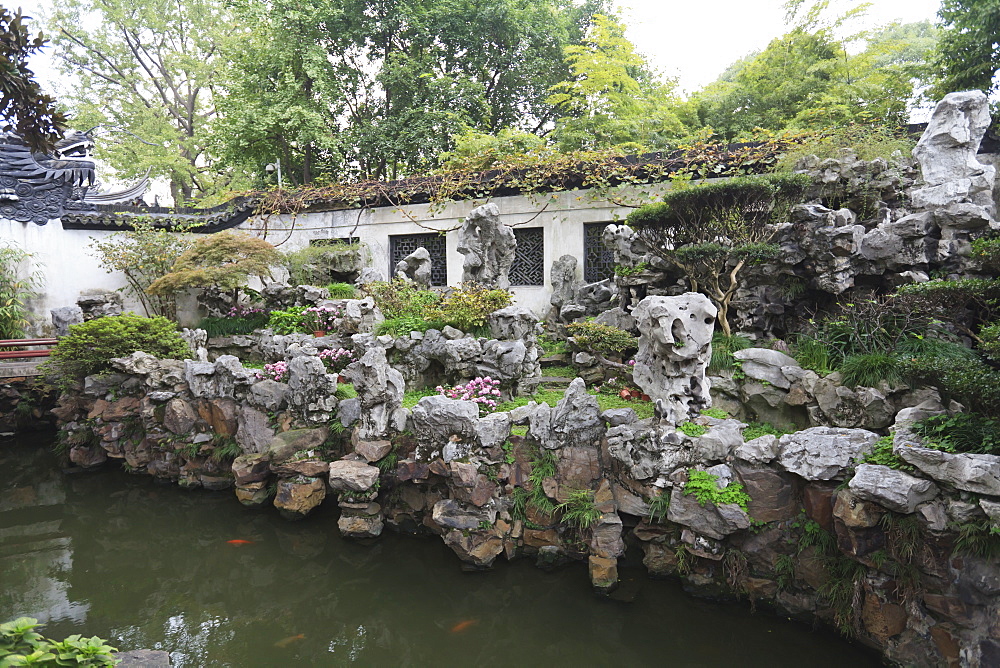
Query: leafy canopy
147,231,282,295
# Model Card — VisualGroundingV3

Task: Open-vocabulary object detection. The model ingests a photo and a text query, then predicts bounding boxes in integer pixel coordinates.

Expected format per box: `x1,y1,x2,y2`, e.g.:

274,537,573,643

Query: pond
0,435,881,667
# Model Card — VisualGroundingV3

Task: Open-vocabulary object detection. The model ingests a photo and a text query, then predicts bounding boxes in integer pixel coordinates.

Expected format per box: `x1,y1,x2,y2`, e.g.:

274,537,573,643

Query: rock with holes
395,247,433,287
528,378,604,449
457,203,516,289
631,294,717,424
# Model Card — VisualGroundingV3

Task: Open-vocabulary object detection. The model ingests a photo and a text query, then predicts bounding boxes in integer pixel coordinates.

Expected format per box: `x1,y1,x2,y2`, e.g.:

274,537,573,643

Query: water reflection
0,435,880,667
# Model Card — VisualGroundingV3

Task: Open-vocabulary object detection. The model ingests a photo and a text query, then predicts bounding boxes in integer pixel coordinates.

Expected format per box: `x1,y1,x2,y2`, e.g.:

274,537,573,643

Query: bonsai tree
626,173,809,336
147,231,283,306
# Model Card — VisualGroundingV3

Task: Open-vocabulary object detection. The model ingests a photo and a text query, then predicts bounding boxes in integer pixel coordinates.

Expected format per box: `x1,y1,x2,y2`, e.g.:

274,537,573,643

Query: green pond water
0,435,881,667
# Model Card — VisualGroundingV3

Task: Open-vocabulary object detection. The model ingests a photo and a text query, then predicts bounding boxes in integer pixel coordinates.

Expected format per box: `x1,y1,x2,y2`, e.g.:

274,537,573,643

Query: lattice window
389,233,448,286
510,227,544,286
584,222,614,283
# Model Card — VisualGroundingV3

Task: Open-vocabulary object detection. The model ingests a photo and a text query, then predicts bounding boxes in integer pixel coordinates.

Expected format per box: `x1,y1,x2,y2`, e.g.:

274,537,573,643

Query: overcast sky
27,0,943,98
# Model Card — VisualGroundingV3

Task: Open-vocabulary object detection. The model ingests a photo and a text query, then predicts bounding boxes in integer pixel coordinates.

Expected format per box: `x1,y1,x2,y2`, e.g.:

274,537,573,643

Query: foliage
318,348,356,374
47,0,236,202
147,232,282,297
215,0,605,184
282,242,362,288
742,421,790,442
646,491,670,524
677,422,708,438
0,242,42,339
894,279,1000,343
555,489,602,531
334,383,357,400
526,447,558,516
912,413,1000,455
209,435,242,463
0,617,117,666
427,284,512,332
791,334,835,375
613,262,649,276
50,314,189,377
839,352,902,388
303,305,343,332
932,0,1000,100
863,435,914,472
775,123,917,170
701,407,729,419
364,279,441,320
197,311,270,338
690,5,936,139
254,361,289,383
376,316,446,338
88,221,195,320
538,332,569,356
546,14,686,152
440,128,549,171
0,9,67,152
326,283,358,300
437,377,503,415
708,332,752,374
627,173,810,336
683,469,751,512
565,321,637,357
401,388,439,410
266,307,308,335
952,519,1000,559
901,355,1000,419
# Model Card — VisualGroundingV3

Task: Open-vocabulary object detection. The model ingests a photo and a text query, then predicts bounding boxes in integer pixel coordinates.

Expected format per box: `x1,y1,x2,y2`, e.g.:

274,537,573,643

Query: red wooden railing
0,339,58,360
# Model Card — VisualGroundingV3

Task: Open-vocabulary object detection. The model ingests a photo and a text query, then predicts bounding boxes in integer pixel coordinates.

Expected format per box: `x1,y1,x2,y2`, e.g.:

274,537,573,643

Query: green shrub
863,435,913,471
742,422,789,441
709,332,752,373
701,407,729,419
683,469,751,511
555,489,602,530
901,355,1000,419
365,278,440,320
325,282,358,299
838,352,902,388
197,312,270,337
792,334,835,375
678,421,708,437
0,242,42,339
0,617,117,666
428,283,512,331
566,321,637,357
50,314,190,377
912,413,1000,455
266,306,308,334
376,316,448,337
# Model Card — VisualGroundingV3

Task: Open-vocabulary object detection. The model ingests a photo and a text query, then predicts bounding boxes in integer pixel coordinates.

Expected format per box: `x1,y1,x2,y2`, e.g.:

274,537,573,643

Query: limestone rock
732,348,801,390
338,513,384,539
848,464,939,514
632,294,716,424
588,555,618,592
666,486,750,540
342,346,406,440
431,499,491,530
443,529,503,568
895,445,1000,496
812,379,894,430
163,398,197,435
776,427,879,480
267,427,328,462
528,378,603,449
488,305,539,341
273,476,326,519
328,460,380,492
395,246,432,287
734,463,798,522
735,434,779,464
457,203,516,289
248,379,289,411
236,406,275,454
411,395,480,460
51,305,83,336
232,453,270,485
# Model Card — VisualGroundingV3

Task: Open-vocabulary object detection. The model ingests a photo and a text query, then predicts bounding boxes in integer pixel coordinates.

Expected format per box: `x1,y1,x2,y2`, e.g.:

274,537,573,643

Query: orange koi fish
226,539,254,546
274,633,305,648
450,620,478,633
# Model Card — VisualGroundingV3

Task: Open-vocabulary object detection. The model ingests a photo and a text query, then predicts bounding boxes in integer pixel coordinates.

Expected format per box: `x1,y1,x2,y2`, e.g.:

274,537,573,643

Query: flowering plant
255,361,289,382
226,304,266,319
304,305,342,332
318,347,356,373
436,376,502,414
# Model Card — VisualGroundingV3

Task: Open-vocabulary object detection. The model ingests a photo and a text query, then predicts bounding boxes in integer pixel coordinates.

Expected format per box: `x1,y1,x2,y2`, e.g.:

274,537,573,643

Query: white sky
26,0,943,99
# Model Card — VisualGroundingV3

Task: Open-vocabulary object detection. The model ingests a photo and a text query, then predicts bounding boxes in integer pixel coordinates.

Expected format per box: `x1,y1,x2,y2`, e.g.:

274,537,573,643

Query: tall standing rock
632,293,717,424
341,346,406,440
457,203,516,288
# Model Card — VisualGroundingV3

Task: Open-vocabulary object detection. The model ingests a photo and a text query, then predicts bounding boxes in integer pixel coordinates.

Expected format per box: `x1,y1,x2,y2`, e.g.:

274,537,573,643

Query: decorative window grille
583,222,614,283
389,233,447,286
510,227,544,286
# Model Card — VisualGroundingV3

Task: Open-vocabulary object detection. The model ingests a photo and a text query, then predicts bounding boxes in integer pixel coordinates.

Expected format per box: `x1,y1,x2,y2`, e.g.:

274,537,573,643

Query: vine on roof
250,136,808,218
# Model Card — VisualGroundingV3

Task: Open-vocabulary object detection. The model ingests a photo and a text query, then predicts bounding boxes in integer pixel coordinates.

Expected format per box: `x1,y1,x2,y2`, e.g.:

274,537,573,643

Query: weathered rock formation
394,247,432,288
456,203,516,288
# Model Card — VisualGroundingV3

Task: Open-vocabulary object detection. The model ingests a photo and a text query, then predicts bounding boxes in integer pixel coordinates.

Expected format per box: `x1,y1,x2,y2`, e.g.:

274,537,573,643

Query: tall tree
546,13,686,152
0,6,66,152
932,0,1000,99
690,2,936,139
46,0,231,202
216,0,607,184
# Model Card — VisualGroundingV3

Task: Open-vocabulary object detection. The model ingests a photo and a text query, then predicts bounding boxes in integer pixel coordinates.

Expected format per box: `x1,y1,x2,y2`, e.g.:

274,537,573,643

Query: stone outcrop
394,247,433,287
341,346,406,440
456,203,516,289
632,293,716,424
776,427,880,480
